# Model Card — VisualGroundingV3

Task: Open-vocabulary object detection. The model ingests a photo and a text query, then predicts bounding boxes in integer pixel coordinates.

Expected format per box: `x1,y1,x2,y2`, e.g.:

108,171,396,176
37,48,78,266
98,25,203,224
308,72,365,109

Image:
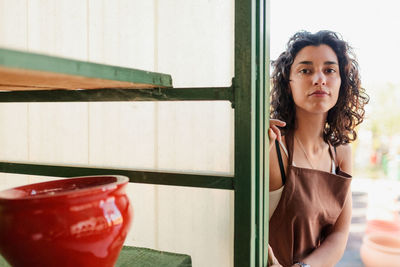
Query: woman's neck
294,109,327,153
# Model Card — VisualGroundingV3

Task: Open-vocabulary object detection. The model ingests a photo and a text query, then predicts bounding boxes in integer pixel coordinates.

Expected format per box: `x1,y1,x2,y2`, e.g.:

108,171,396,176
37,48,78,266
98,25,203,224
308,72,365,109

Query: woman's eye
299,69,311,74
325,68,336,73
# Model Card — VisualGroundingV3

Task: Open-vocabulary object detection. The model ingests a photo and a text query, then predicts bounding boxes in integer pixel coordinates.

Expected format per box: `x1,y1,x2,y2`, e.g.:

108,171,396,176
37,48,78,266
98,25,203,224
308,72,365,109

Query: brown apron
269,132,352,267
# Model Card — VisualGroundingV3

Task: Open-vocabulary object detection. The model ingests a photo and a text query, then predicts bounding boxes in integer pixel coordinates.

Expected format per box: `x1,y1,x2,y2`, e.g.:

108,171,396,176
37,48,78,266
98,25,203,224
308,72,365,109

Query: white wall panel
157,0,234,87
157,101,233,174
88,0,155,70
28,103,89,164
88,102,159,249
26,1,89,166
155,1,234,266
157,186,234,267
27,0,87,60
0,174,30,191
88,102,156,169
123,183,158,249
0,0,28,50
0,1,30,189
0,104,29,161
87,0,159,250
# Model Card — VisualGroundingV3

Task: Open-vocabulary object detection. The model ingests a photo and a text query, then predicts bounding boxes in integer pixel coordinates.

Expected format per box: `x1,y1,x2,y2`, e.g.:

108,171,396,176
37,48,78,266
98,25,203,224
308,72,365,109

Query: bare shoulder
335,143,352,162
335,143,352,174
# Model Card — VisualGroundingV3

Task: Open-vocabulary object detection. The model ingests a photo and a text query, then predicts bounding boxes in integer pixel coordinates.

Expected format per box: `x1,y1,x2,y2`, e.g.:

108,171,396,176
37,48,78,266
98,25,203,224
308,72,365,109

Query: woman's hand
268,119,286,150
268,245,282,267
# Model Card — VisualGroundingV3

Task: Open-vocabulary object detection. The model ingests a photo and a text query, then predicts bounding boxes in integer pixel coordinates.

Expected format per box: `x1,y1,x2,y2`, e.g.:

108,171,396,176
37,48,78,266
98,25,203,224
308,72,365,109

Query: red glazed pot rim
0,175,129,203
363,232,400,254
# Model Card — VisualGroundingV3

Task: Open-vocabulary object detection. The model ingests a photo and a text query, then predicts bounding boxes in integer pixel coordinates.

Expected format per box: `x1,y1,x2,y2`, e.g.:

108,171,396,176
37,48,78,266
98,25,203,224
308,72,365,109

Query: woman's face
289,44,341,115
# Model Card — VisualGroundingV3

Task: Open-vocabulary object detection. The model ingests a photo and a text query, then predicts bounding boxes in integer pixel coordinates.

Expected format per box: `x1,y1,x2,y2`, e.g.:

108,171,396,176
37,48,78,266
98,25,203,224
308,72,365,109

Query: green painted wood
234,0,255,266
116,246,191,267
255,0,265,264
234,0,269,266
254,0,269,265
0,255,8,266
0,246,192,267
0,87,233,103
0,48,172,88
263,0,271,265
0,162,234,190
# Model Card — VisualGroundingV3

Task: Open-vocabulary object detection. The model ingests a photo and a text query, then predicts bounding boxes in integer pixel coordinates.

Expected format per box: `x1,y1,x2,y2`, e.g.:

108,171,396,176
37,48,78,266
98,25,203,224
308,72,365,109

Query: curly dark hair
270,30,369,146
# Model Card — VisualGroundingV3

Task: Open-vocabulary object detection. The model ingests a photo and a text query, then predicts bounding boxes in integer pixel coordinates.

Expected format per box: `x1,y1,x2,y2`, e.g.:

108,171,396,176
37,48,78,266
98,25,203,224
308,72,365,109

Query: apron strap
275,140,286,184
328,142,339,168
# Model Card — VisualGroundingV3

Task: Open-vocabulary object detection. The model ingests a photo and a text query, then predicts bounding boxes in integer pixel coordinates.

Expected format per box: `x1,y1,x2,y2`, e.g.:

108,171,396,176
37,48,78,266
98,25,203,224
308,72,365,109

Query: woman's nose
313,72,326,86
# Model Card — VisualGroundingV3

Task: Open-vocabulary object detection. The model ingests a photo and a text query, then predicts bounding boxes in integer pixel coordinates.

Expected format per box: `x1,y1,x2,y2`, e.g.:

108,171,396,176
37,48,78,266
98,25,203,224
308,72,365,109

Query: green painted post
234,0,254,264
263,1,271,264
256,0,270,265
234,0,269,266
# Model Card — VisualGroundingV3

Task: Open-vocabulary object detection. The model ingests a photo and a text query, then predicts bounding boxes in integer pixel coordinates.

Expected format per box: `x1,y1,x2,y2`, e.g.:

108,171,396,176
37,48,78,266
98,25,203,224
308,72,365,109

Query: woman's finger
268,128,277,143
270,124,282,142
269,119,286,127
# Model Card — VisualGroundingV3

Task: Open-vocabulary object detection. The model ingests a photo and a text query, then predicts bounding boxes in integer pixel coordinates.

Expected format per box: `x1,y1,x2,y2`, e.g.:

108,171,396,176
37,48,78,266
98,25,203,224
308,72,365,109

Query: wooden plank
0,66,157,90
0,48,172,89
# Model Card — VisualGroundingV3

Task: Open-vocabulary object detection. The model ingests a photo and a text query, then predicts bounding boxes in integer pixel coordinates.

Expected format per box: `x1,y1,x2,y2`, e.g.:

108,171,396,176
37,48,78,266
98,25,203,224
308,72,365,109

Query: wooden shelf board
0,48,172,90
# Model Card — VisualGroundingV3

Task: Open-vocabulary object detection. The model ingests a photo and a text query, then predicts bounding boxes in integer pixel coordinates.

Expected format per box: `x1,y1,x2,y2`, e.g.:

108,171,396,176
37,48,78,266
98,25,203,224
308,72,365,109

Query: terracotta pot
0,175,133,267
366,219,400,235
360,233,400,267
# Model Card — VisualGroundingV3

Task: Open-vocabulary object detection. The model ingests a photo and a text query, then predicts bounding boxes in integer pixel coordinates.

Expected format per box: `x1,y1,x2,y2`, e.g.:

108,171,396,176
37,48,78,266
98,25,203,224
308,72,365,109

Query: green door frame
234,0,269,266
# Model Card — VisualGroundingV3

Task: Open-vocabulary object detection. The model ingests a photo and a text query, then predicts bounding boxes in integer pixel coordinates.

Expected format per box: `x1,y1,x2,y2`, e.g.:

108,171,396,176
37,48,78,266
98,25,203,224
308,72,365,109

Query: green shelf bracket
0,86,234,103
0,162,234,190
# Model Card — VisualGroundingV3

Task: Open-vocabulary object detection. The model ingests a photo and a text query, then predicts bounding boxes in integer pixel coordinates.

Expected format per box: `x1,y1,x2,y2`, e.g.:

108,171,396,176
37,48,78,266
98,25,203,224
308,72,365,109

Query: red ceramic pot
0,175,133,267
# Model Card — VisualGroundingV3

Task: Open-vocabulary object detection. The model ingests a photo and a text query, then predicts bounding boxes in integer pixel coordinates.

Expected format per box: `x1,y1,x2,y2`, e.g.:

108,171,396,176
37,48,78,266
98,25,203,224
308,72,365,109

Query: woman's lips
310,90,329,97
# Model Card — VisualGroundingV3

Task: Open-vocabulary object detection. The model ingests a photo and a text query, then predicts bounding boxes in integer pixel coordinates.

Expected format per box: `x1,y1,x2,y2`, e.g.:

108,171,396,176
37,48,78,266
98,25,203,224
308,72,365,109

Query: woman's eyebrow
297,61,313,65
324,61,338,65
296,60,338,65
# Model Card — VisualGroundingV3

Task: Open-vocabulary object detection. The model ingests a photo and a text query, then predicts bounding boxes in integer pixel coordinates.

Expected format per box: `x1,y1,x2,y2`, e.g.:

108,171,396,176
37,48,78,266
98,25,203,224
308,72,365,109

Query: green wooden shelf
0,48,172,89
0,48,233,103
0,246,192,267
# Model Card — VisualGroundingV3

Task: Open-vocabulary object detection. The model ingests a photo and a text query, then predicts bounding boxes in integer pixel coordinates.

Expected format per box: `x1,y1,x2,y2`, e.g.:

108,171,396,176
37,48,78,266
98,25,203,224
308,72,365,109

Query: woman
268,31,369,267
